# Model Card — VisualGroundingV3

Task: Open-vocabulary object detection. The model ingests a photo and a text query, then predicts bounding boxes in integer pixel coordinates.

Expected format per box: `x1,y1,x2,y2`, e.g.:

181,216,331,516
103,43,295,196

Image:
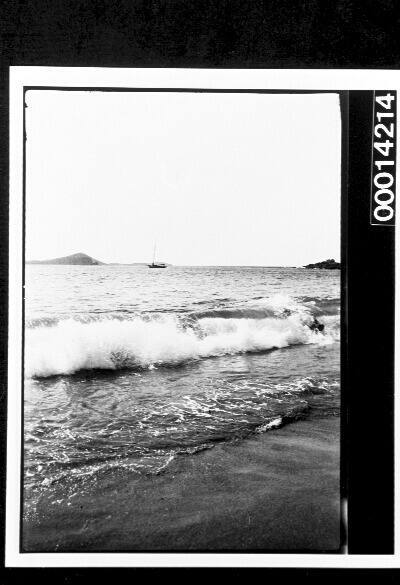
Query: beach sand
23,416,341,552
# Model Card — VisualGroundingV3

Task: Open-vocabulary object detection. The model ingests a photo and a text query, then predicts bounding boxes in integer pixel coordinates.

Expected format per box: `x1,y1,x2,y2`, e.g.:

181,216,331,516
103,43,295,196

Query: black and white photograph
1,0,399,576
20,87,342,552
2,66,398,570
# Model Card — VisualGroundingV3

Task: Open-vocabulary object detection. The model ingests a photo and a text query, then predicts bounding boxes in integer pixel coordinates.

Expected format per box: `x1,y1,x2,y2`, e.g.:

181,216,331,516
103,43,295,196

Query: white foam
256,417,283,433
25,311,338,378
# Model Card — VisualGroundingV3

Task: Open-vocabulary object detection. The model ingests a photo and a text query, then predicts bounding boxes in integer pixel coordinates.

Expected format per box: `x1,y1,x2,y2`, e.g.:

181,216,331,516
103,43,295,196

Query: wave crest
26,306,339,378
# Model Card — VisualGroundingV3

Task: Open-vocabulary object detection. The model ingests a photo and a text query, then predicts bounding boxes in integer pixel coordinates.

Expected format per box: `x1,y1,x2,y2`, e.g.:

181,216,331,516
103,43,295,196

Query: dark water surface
24,265,340,518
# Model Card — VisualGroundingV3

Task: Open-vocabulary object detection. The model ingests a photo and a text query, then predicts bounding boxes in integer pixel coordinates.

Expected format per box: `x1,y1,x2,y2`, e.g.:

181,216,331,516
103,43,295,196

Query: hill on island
27,252,105,265
304,259,340,270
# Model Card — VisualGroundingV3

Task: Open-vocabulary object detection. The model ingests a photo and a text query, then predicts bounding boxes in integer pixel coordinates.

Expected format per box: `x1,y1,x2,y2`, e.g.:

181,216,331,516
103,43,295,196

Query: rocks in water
309,317,325,333
304,259,340,270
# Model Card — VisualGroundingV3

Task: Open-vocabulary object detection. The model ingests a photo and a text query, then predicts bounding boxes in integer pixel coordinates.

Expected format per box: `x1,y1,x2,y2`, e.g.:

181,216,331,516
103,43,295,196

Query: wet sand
23,416,341,552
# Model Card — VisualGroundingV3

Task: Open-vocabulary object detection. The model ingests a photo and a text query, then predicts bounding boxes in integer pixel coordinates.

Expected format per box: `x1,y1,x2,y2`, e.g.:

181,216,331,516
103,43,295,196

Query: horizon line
26,261,338,267
25,251,339,267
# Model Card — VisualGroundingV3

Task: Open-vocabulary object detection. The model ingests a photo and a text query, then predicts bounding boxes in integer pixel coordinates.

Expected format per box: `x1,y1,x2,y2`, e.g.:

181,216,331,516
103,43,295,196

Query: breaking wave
26,296,339,378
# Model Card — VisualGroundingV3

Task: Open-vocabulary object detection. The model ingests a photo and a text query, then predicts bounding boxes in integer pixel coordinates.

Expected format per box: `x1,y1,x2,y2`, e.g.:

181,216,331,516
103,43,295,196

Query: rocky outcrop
304,259,340,270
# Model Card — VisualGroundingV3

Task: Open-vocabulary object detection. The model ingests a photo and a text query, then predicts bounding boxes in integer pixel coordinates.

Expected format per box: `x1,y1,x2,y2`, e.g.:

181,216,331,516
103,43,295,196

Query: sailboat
148,243,167,268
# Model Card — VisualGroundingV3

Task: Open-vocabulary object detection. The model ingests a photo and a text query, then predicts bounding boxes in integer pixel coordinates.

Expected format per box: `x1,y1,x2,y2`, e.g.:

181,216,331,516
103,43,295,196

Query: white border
7,67,400,568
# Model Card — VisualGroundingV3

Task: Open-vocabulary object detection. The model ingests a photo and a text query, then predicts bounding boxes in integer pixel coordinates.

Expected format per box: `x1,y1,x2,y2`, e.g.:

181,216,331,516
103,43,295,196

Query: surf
25,303,339,378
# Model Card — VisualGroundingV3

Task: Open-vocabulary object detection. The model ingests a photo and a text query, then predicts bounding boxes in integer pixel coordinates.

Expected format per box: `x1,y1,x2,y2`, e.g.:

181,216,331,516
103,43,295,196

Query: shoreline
24,415,341,552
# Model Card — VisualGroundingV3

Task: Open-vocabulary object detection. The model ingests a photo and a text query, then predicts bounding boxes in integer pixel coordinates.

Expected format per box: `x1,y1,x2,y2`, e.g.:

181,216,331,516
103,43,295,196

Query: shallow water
24,265,340,515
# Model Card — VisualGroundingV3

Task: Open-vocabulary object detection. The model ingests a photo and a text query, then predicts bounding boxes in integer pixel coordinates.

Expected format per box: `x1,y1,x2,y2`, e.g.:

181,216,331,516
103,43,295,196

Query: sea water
24,265,340,516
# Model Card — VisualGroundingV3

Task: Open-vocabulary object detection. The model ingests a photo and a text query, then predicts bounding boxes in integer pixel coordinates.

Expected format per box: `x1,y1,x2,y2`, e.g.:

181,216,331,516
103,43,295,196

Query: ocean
23,265,340,523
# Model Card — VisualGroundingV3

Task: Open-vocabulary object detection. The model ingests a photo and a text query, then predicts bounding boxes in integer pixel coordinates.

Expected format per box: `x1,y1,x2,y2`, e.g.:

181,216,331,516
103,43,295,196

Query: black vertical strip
0,67,8,570
339,91,349,552
347,91,395,554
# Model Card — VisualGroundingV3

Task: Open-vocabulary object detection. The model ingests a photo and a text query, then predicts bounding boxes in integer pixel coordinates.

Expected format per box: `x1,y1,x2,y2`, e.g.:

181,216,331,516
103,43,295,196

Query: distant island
26,252,167,266
304,259,340,270
27,252,105,266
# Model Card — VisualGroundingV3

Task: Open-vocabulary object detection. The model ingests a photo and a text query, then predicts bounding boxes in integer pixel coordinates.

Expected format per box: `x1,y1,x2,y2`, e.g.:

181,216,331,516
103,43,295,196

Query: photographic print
4,68,397,569
21,87,341,552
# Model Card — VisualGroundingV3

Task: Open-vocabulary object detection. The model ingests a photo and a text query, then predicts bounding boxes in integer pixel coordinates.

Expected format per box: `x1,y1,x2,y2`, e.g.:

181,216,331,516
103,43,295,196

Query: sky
25,90,341,266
